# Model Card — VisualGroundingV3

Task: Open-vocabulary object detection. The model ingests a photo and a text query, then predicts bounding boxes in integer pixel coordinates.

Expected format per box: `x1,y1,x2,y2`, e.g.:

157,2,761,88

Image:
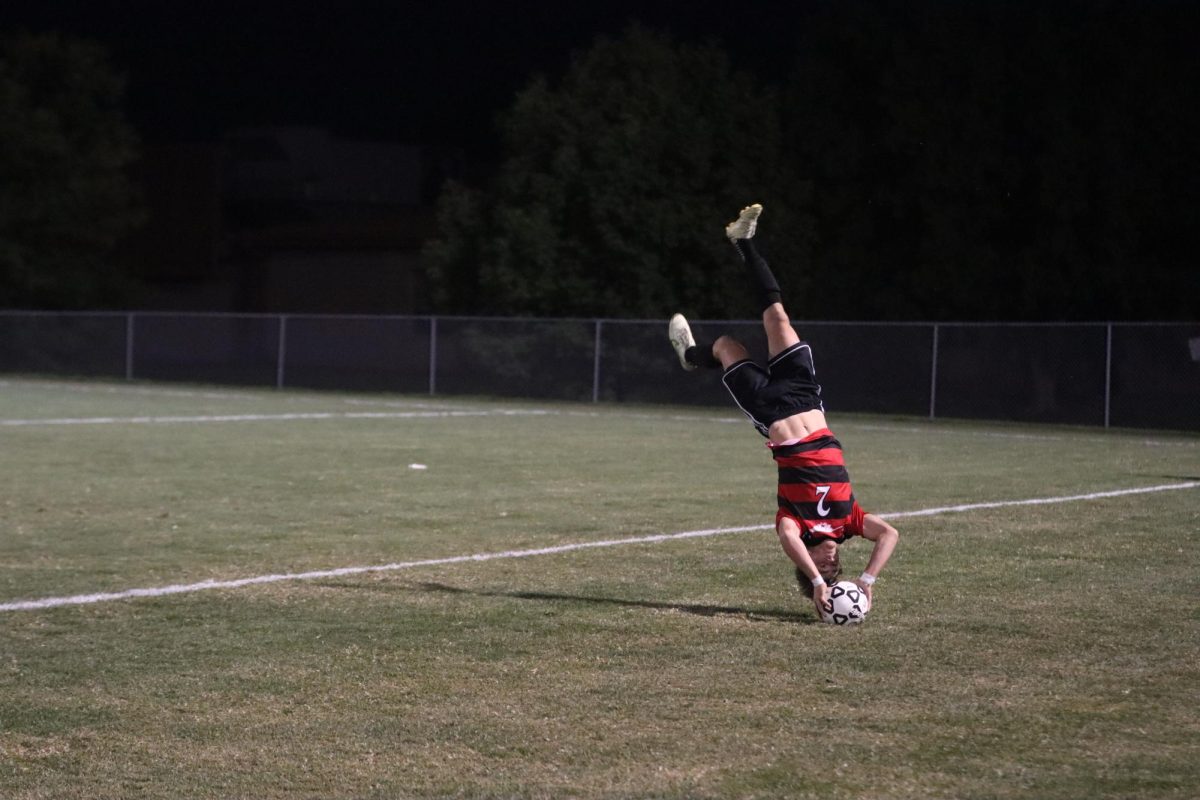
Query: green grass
1,377,1198,799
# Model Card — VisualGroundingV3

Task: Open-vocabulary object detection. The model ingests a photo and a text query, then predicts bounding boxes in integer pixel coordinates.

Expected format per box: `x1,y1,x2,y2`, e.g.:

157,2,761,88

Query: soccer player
668,203,898,619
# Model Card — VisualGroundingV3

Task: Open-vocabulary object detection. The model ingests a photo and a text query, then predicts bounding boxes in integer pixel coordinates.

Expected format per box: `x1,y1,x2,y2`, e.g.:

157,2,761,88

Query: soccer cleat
725,203,762,242
668,313,697,371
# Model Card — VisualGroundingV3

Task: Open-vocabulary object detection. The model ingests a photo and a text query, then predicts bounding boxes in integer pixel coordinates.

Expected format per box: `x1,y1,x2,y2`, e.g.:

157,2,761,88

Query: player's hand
853,579,874,608
813,583,832,619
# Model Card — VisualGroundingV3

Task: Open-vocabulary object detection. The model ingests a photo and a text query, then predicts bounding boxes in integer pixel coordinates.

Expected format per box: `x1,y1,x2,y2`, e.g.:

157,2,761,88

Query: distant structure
122,127,460,313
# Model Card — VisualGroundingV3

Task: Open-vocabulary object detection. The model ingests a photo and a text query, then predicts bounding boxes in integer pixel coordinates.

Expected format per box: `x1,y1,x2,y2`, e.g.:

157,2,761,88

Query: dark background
2,0,1197,319
3,1,797,156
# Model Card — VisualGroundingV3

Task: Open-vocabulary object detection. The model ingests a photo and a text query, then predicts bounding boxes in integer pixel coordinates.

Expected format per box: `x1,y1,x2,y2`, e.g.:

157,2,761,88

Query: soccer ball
820,580,870,625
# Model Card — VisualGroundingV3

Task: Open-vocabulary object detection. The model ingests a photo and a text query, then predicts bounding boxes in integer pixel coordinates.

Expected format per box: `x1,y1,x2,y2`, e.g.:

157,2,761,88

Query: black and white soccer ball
820,580,870,625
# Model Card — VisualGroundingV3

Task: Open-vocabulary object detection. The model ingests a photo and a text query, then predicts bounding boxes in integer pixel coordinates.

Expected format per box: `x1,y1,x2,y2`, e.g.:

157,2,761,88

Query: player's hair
794,559,844,598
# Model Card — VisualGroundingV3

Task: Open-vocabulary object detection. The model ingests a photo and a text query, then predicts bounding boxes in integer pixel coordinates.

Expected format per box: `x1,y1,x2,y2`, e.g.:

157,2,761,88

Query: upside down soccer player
668,204,899,619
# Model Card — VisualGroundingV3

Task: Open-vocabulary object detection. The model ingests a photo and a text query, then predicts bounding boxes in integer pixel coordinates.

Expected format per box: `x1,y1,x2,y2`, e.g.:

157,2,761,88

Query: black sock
685,343,721,369
734,239,782,311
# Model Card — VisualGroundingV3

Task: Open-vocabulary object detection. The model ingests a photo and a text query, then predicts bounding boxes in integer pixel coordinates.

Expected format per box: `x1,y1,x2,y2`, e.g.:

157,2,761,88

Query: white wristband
859,572,877,586
810,575,826,587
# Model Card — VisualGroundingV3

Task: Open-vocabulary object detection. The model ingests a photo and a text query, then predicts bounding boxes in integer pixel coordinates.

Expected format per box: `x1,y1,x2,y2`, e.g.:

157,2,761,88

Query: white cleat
668,313,697,371
725,203,763,242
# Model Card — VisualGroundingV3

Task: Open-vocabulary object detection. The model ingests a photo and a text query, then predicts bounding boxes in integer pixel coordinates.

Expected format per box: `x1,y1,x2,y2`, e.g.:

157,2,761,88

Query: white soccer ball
820,580,870,625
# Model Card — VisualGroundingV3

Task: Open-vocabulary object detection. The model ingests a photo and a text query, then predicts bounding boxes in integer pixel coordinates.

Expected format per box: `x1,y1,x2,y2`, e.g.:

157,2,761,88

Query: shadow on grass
414,581,814,625
314,582,811,623
316,578,813,623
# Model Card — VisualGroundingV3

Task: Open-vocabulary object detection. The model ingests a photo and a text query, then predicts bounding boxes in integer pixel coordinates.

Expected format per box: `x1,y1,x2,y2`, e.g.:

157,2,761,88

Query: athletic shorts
722,342,824,438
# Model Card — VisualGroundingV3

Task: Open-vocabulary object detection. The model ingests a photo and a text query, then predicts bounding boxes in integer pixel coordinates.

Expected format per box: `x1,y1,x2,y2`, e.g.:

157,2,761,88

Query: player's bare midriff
767,408,828,444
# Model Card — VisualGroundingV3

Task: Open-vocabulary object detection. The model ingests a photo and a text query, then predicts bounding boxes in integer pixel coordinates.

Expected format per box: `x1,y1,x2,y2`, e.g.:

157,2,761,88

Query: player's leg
762,302,800,359
669,312,774,436
669,313,748,370
726,203,778,308
712,334,750,369
726,204,800,359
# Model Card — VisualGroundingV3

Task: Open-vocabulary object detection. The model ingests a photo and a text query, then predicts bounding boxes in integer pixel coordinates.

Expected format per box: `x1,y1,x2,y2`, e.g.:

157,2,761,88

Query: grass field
1,376,1198,799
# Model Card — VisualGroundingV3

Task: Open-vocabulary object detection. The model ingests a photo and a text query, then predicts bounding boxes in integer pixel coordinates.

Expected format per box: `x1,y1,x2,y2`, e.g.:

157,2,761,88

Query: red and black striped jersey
768,428,866,546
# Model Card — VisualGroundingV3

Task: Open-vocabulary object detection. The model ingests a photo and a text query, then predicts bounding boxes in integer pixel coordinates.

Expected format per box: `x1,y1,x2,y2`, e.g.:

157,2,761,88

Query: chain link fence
1,311,1197,431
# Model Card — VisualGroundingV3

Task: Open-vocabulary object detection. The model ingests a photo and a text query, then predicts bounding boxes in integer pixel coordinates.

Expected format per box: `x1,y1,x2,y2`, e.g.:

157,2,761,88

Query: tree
426,25,812,319
782,1,1199,321
0,32,143,308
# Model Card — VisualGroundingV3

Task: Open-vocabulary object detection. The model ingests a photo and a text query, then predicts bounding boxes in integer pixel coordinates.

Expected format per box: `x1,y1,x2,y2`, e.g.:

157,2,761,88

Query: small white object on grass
409,463,427,470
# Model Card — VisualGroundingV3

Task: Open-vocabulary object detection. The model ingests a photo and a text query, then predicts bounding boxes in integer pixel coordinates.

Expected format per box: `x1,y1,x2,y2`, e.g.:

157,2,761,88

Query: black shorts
722,342,824,438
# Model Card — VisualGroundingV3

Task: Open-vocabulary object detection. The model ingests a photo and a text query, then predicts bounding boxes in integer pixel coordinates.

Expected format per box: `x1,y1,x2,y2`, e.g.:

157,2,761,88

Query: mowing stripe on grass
1,481,1196,613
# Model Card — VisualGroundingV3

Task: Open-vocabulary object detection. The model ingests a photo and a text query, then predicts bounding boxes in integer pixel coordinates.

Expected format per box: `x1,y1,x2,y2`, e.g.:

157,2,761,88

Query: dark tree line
428,3,1199,321
1,5,1195,320
425,26,812,321
0,32,143,309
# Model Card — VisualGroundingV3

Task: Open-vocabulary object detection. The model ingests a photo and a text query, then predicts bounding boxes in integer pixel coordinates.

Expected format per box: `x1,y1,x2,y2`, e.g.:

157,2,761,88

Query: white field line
556,411,1199,449
0,379,480,411
339,397,479,410
0,409,551,426
0,379,265,401
560,411,1198,447
4,378,1197,446
878,481,1198,517
841,422,1200,448
2,481,1195,614
0,408,733,428
2,394,1194,448
3,406,1195,450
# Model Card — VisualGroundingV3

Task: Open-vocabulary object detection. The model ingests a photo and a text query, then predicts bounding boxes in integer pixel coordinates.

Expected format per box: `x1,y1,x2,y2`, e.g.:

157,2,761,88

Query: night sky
6,0,1197,321
4,0,801,162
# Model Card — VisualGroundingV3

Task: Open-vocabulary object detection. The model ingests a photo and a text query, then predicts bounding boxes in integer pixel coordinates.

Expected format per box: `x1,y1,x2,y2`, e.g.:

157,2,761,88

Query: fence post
125,312,136,381
592,319,603,403
1104,322,1113,428
929,323,940,420
429,316,438,396
276,315,288,389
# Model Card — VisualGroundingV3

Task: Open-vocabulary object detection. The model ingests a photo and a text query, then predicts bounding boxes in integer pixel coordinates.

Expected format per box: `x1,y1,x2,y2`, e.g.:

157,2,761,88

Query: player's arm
775,516,831,616
855,513,899,603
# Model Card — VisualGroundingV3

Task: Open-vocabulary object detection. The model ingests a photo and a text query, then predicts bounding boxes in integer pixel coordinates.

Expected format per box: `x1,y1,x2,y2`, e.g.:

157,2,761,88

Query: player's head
795,541,843,597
